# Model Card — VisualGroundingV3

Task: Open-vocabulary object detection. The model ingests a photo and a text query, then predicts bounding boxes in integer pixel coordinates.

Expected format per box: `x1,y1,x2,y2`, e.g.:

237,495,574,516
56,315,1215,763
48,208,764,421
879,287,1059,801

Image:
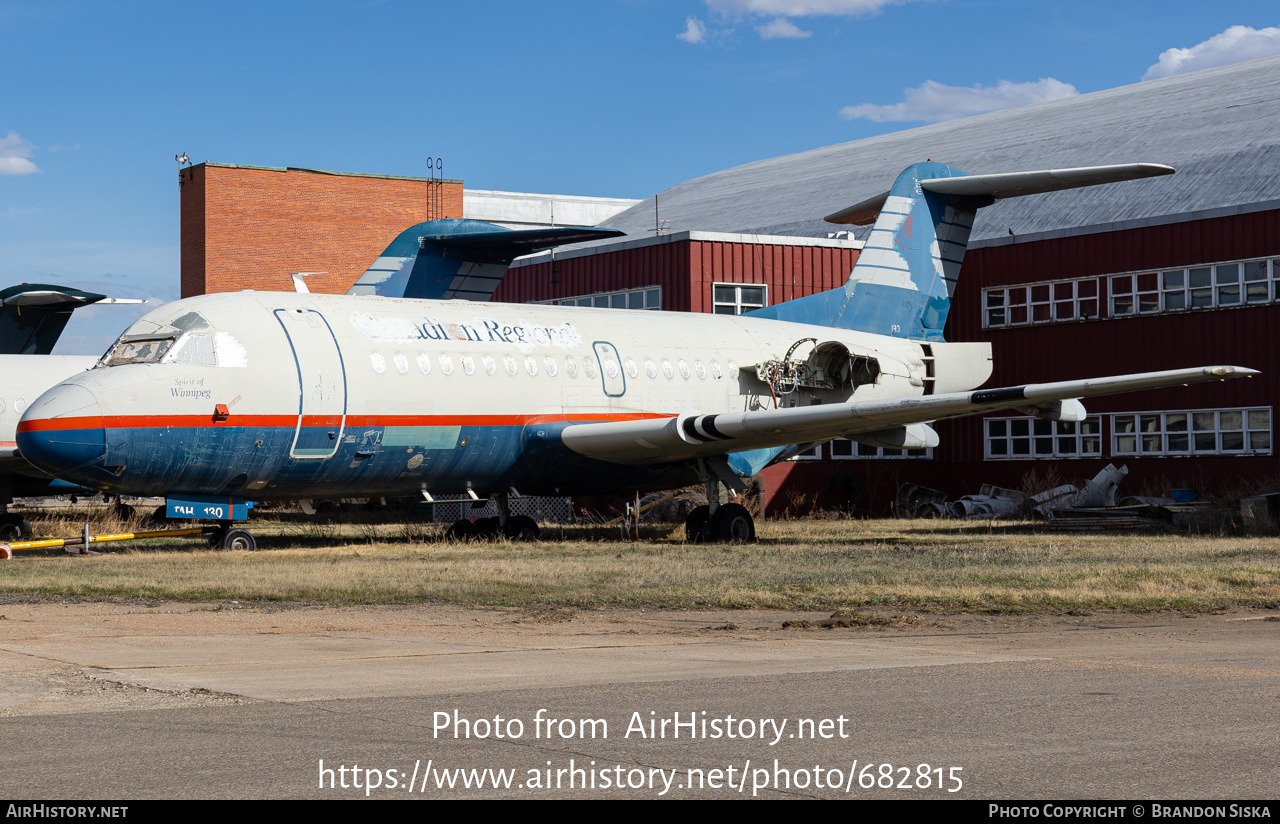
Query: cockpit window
101,336,176,366
170,333,217,366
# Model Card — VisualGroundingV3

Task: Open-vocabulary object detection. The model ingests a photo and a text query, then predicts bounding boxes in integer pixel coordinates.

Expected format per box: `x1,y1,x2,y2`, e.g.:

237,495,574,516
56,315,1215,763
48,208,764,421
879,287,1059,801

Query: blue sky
2,0,1278,352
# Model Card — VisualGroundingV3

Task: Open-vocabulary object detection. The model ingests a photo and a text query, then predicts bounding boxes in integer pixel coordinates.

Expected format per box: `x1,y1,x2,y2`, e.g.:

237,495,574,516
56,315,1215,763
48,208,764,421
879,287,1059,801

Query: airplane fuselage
1,355,98,496
17,291,992,500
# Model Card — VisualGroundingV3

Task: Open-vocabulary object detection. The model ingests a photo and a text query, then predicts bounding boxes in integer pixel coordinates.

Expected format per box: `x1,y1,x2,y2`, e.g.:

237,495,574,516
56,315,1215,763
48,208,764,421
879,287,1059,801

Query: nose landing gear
207,525,258,551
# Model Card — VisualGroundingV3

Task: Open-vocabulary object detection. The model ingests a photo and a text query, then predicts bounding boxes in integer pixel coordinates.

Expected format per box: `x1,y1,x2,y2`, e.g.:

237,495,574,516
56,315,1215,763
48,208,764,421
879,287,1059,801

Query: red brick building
179,162,462,298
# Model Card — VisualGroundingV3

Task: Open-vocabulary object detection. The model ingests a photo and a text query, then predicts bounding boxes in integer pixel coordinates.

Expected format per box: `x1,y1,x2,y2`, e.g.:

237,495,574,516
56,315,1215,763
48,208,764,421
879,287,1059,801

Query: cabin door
274,309,347,459
592,341,626,398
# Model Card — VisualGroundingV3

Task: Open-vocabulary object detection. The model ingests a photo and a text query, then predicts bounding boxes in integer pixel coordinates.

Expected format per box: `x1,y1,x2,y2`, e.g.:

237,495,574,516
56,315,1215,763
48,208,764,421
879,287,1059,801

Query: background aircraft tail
347,218,625,300
0,283,115,355
747,161,1173,341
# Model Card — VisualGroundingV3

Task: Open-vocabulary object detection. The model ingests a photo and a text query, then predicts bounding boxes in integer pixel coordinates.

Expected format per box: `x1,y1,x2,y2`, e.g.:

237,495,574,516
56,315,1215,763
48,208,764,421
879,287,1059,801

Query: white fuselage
16,291,993,499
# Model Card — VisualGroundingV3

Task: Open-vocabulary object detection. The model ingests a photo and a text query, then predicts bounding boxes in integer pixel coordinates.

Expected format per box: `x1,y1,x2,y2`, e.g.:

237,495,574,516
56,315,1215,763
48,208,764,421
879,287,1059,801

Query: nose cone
16,384,107,477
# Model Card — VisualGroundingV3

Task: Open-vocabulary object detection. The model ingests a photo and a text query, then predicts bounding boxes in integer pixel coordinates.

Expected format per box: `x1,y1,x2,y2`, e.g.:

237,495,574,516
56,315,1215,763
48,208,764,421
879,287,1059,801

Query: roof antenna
427,157,444,219
649,194,669,236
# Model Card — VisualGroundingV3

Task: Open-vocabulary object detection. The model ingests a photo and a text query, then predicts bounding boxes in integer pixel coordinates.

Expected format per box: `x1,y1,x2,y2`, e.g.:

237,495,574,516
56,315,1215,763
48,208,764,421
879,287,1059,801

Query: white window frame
536,287,661,310
984,416,1103,460
983,277,1100,328
1111,407,1272,457
1110,257,1280,317
830,438,932,460
712,283,768,315
787,444,821,461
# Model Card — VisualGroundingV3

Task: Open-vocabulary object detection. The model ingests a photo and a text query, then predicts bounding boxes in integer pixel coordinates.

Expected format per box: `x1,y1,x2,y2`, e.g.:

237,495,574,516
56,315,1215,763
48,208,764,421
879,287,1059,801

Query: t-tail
747,161,1174,341
347,219,625,300
0,283,143,355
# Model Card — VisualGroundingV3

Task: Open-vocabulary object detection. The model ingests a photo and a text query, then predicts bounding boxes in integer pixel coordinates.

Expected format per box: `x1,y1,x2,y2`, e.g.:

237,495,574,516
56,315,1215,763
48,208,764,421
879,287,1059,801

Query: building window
712,284,767,315
986,257,1280,328
985,416,1103,459
787,444,821,461
1111,408,1271,456
539,287,661,310
830,438,932,460
1110,258,1279,317
984,278,1099,328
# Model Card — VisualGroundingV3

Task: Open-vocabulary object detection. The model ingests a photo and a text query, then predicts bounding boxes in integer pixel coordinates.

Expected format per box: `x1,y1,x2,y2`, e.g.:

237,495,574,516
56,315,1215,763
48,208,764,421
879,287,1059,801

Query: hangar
494,54,1280,515
178,54,1280,517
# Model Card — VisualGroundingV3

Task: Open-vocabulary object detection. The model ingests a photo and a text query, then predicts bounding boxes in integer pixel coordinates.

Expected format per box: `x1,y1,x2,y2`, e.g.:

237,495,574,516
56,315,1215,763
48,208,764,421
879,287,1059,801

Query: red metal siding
493,237,859,316
688,239,857,311
493,241,694,310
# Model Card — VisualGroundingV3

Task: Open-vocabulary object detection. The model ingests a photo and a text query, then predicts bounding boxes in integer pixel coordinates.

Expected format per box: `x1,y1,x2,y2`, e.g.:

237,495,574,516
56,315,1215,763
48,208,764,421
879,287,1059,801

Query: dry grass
2,507,1279,613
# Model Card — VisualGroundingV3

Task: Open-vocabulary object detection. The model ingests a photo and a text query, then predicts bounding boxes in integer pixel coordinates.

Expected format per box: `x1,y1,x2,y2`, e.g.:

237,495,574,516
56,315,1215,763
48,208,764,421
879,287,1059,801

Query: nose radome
16,384,107,475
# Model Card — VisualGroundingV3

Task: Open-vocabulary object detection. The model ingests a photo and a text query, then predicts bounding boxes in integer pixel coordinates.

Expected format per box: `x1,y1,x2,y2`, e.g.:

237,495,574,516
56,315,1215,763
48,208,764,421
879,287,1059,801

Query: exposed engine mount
754,339,881,404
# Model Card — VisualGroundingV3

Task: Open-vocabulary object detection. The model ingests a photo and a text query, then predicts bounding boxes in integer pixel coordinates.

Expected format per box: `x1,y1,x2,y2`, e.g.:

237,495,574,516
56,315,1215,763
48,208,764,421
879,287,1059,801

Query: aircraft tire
708,503,755,544
472,517,501,538
446,519,474,540
685,505,710,543
219,528,257,551
0,515,32,541
503,515,540,541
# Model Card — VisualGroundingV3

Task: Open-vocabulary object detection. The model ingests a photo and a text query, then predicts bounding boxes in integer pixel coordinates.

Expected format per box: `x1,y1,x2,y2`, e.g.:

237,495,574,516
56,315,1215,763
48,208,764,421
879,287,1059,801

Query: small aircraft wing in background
560,366,1257,473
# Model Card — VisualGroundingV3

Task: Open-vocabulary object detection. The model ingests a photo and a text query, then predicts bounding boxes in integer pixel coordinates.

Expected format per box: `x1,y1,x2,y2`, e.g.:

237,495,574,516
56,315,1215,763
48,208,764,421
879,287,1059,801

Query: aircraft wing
560,366,1256,466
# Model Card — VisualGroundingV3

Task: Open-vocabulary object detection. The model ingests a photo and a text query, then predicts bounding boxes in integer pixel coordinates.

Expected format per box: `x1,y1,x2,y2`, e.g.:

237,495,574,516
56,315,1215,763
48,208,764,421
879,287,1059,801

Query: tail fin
0,283,110,355
748,161,1173,340
347,218,624,300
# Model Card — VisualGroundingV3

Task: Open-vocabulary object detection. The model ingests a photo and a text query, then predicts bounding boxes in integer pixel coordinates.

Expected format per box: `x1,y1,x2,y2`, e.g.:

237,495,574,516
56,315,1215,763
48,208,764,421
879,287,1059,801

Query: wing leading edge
560,366,1257,466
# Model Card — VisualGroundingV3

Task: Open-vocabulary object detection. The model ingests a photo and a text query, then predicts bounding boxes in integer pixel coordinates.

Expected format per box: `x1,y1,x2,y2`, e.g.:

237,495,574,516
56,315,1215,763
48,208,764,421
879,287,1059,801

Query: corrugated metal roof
599,55,1280,245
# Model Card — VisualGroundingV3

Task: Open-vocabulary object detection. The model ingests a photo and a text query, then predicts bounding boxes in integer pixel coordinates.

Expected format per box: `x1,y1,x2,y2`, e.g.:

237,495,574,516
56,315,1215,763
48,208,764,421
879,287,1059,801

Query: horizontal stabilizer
824,163,1174,225
1,283,107,310
348,219,626,300
823,192,889,226
560,366,1256,466
919,163,1175,200
424,226,626,264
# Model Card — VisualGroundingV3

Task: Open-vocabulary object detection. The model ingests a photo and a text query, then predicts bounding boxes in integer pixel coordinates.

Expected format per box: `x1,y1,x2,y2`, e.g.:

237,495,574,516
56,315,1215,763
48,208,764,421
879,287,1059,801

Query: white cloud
1142,24,1280,80
708,0,906,16
0,132,40,176
756,17,812,39
702,0,920,41
677,16,708,43
840,78,1079,123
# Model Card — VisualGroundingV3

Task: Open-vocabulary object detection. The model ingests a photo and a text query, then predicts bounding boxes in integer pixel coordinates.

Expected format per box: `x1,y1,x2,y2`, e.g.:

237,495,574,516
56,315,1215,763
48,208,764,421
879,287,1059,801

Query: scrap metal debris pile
895,464,1225,530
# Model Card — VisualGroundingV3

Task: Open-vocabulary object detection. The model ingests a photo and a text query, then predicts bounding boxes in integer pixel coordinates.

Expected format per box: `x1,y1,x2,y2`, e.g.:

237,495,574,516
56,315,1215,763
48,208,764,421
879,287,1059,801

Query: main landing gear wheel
448,518,501,539
0,515,32,542
446,519,474,540
502,515,540,541
708,503,756,543
209,526,258,551
685,505,710,543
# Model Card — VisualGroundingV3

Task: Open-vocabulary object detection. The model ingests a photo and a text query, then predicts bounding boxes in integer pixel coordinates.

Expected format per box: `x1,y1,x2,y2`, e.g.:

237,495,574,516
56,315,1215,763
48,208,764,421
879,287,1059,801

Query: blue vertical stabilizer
746,161,986,341
747,160,1174,341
